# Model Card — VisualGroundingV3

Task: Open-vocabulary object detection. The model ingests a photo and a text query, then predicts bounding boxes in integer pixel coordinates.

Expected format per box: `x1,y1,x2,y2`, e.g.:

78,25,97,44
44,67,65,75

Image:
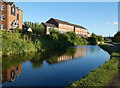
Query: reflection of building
0,1,23,30
48,47,87,64
2,64,22,82
42,18,90,37
72,48,86,58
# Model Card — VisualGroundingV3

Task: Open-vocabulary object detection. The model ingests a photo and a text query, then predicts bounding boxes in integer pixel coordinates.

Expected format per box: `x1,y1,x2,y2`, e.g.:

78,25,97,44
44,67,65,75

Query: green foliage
33,39,42,51
87,33,104,45
66,31,77,41
13,28,21,33
58,33,71,42
104,37,111,42
97,36,104,41
2,27,89,56
87,37,97,45
51,33,59,40
49,27,59,33
49,29,88,46
2,31,39,56
113,31,120,43
32,24,45,36
99,44,120,56
23,21,45,36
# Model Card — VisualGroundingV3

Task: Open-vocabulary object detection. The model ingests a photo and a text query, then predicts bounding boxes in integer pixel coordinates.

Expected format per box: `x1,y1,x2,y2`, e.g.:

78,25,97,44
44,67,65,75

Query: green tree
113,31,120,42
66,31,77,41
59,33,71,42
97,36,104,41
24,21,29,27
88,36,98,45
33,24,45,36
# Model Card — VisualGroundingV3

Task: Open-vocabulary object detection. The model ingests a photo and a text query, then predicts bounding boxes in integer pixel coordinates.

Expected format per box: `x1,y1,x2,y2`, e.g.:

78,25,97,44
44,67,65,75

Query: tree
24,21,29,27
66,31,77,41
97,36,104,41
88,37,97,45
113,31,120,42
59,33,71,42
91,33,97,38
33,24,45,37
49,28,59,34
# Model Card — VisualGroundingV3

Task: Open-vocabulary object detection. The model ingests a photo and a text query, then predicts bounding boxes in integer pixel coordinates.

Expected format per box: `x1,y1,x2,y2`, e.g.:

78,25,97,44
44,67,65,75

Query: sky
15,2,118,37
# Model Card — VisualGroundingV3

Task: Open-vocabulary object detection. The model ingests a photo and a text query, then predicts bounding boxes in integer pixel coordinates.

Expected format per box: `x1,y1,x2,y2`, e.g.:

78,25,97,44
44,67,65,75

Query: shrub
113,31,120,43
2,31,36,56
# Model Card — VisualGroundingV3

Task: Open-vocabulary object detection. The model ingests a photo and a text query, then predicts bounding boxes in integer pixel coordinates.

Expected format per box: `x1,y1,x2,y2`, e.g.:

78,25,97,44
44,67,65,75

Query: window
17,14,19,20
11,5,16,15
1,15,5,20
1,24,5,29
1,5,5,10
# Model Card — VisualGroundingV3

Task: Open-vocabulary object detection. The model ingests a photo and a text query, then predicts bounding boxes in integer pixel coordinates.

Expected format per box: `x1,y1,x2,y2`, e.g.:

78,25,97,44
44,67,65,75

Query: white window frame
1,15,5,20
1,5,5,10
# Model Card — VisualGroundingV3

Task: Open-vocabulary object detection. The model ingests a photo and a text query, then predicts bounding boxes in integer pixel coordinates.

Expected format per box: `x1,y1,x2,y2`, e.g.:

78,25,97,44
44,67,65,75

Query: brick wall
0,2,23,30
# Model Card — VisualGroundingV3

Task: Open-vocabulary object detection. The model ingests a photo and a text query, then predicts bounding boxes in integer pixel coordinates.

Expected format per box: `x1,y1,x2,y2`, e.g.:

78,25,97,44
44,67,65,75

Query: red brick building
0,1,23,30
42,18,90,37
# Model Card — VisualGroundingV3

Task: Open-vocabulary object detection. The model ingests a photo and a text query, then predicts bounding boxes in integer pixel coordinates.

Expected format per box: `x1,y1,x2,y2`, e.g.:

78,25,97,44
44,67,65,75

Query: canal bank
68,43,120,87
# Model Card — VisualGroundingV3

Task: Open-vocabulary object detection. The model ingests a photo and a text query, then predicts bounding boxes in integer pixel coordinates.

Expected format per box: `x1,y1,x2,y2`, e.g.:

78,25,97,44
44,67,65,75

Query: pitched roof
42,22,57,28
4,1,14,5
50,18,87,30
7,2,14,5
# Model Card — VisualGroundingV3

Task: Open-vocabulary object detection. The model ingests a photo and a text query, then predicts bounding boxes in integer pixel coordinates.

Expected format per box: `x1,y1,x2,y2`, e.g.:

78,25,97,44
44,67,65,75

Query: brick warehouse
42,18,90,37
0,1,23,30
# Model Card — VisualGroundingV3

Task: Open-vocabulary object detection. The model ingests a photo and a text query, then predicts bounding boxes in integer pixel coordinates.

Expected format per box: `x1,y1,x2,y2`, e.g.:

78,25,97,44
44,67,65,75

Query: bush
2,31,37,56
113,31,120,43
58,33,71,42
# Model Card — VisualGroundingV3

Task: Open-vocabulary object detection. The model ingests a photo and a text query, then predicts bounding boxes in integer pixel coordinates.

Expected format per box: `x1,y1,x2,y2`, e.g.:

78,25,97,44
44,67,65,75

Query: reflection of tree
89,46,96,53
2,52,35,71
65,48,76,56
30,53,44,69
30,60,43,69
88,46,100,53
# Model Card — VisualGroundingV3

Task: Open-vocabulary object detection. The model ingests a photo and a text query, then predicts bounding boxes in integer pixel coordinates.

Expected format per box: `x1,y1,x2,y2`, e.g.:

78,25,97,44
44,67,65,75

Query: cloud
107,22,119,25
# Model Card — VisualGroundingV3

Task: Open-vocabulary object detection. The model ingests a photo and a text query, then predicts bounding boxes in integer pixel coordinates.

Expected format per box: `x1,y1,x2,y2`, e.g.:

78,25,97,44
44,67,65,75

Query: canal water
2,45,110,87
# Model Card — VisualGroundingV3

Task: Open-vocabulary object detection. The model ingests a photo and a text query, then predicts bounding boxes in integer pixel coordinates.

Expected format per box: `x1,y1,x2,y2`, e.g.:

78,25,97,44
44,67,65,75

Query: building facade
42,18,90,37
0,1,23,30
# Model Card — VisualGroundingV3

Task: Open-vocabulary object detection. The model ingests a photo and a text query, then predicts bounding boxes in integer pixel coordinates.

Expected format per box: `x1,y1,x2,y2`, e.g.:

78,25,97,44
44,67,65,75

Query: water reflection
47,47,87,64
2,46,110,86
2,46,87,83
2,64,22,82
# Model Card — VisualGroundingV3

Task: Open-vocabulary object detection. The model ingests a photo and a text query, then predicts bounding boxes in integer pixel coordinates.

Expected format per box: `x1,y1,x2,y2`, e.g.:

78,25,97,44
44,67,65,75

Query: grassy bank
68,43,120,87
99,43,120,56
1,30,88,56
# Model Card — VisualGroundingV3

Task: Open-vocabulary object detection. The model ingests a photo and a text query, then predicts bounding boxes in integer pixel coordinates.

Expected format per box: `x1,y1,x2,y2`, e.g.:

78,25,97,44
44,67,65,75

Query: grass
68,43,120,87
68,57,119,87
99,43,120,56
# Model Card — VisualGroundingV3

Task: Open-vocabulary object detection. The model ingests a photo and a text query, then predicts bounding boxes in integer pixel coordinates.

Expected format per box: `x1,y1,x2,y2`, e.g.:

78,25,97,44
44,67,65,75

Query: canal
2,45,110,87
